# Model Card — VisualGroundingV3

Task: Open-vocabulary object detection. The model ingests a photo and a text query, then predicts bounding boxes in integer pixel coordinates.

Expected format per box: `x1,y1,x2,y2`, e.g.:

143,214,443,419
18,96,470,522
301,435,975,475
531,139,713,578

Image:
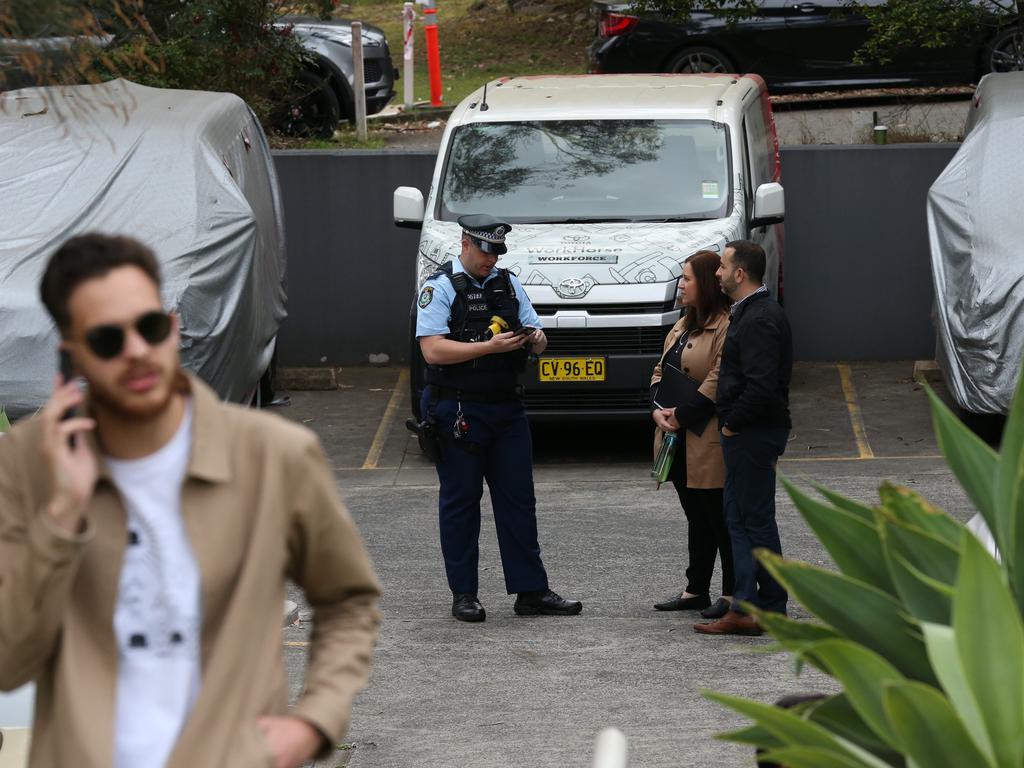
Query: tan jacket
0,375,382,768
651,310,729,489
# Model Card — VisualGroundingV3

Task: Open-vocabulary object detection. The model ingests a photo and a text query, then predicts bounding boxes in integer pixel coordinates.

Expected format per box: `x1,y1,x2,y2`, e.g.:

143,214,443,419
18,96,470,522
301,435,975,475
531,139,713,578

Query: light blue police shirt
415,258,542,338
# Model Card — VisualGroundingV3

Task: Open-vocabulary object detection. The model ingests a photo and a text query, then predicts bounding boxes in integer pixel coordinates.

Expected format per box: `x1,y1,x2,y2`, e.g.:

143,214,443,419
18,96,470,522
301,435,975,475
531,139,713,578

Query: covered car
0,78,286,419
928,71,1024,422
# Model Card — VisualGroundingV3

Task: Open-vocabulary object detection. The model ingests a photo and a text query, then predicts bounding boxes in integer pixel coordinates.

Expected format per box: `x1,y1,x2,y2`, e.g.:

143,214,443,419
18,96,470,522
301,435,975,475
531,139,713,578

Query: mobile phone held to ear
59,349,76,422
514,326,538,337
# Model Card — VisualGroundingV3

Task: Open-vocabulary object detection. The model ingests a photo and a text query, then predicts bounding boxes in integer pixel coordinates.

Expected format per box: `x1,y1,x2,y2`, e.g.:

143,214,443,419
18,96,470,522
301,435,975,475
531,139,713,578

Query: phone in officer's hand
514,326,538,337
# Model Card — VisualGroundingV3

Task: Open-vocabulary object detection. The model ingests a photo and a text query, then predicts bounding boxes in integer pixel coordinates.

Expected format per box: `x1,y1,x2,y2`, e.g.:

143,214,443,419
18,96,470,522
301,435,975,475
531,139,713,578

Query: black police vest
424,262,526,393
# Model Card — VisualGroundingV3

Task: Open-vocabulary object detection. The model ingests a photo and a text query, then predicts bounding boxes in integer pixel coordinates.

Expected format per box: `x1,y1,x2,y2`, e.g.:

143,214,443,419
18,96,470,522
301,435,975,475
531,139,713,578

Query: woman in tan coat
650,250,734,619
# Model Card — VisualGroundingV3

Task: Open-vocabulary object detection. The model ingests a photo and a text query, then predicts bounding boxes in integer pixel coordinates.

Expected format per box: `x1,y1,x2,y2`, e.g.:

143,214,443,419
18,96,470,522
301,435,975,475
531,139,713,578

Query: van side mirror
750,182,785,228
394,186,425,229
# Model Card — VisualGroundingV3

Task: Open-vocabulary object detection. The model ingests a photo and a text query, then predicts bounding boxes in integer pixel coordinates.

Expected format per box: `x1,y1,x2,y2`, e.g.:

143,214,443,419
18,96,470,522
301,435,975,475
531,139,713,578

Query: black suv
590,1,1024,89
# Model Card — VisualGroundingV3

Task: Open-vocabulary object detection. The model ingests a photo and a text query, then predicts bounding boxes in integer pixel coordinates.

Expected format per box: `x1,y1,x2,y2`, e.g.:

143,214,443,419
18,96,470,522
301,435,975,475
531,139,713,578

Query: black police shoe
513,589,583,616
452,593,486,622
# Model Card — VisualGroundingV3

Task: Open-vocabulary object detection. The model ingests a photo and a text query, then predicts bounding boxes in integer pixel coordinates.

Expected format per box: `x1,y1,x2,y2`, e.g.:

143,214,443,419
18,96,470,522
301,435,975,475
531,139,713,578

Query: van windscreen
439,120,731,223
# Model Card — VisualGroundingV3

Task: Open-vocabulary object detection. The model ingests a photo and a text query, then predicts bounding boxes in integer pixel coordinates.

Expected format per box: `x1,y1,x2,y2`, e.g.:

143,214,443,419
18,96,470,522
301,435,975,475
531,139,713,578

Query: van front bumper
522,353,658,420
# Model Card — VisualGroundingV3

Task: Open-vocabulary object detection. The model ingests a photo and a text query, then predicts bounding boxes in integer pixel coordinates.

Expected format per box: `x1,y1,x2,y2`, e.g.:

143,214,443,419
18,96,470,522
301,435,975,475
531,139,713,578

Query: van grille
543,326,669,356
525,388,651,411
534,301,677,316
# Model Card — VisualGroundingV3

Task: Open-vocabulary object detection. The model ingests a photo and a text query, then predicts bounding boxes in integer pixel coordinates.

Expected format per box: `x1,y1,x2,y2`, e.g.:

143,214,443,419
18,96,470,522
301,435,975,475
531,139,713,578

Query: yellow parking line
283,641,310,647
361,368,409,470
837,363,875,459
782,454,941,463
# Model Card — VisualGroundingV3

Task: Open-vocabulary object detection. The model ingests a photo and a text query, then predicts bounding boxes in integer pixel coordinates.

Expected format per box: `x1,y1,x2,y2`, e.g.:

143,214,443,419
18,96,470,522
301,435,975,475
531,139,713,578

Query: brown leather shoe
693,611,764,636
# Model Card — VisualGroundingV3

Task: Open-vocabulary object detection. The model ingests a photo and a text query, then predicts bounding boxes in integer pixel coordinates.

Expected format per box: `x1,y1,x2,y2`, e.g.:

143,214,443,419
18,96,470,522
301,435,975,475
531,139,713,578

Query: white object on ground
592,727,628,768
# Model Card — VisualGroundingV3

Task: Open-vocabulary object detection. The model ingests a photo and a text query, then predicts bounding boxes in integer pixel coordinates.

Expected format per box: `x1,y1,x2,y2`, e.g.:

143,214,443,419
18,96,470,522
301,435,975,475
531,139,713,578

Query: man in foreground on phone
0,234,381,767
416,215,582,622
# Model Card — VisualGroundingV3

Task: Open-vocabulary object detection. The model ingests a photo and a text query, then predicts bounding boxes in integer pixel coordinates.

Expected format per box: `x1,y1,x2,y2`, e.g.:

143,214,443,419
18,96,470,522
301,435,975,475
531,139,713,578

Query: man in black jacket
695,240,792,636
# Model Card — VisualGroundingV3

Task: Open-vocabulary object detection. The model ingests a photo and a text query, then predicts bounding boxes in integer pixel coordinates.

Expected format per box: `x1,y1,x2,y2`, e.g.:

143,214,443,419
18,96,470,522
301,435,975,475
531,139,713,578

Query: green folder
651,431,678,486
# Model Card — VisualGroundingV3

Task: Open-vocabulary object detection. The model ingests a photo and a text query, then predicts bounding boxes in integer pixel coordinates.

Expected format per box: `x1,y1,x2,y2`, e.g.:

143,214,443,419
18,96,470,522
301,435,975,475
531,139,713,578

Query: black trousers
669,451,734,597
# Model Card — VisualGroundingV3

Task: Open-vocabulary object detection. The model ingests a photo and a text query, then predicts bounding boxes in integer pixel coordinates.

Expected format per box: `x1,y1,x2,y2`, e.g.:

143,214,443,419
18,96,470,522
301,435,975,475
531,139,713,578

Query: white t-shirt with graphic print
107,400,201,768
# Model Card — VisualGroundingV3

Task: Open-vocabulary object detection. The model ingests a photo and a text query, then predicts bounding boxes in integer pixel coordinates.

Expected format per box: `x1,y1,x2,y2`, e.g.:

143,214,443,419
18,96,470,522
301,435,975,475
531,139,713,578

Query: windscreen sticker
701,181,720,199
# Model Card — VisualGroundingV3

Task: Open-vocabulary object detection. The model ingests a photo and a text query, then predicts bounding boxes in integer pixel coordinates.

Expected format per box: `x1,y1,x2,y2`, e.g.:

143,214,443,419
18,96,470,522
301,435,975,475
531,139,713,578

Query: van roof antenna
480,82,490,112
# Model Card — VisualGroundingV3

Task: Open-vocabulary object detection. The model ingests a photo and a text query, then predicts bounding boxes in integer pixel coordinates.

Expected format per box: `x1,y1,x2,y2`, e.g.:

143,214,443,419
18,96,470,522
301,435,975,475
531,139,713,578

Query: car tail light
599,12,638,38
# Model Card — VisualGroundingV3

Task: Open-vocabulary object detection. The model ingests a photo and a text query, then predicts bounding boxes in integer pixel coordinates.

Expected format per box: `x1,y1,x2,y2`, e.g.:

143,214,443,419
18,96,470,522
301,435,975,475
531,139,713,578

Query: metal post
352,21,368,141
403,2,415,110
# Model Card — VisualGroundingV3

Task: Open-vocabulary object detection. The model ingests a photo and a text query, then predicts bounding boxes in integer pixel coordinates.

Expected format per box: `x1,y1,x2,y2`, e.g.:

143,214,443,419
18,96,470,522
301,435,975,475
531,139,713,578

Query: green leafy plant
706,374,1024,767
0,408,9,432
0,1,336,130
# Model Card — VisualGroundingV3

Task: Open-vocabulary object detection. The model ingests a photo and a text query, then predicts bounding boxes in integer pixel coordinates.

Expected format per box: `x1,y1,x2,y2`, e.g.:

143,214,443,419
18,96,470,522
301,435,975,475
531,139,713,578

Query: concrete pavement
278,361,972,767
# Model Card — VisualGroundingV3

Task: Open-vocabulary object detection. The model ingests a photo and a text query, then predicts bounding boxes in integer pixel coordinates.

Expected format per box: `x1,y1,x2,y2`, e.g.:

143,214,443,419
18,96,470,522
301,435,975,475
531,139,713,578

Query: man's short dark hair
726,240,766,284
40,233,162,332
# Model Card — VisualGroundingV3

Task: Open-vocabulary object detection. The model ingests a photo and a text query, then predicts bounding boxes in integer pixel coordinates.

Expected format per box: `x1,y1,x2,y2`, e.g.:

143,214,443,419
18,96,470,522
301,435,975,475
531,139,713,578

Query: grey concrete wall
273,143,959,366
780,143,957,360
273,150,434,368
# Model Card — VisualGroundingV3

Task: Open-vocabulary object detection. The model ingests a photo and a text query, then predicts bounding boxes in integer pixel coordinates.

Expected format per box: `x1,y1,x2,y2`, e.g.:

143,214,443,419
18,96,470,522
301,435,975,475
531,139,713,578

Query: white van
394,74,785,418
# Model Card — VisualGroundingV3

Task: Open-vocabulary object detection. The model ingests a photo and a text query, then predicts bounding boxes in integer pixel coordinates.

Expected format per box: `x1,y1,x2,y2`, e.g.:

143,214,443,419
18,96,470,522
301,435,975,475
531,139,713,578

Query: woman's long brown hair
683,249,730,334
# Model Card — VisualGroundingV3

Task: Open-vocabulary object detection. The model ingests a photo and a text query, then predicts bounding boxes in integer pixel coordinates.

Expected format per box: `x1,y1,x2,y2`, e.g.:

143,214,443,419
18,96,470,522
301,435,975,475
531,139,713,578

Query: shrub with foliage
707,376,1024,766
0,0,336,129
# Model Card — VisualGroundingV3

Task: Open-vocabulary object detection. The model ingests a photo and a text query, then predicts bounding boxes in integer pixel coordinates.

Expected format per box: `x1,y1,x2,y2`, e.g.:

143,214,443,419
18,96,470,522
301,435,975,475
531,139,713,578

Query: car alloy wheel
988,26,1024,72
274,69,342,139
666,46,735,74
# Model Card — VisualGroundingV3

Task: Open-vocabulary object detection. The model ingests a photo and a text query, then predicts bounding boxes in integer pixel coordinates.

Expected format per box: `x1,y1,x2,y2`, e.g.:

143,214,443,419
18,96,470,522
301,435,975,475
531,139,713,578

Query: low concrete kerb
278,367,341,391
913,359,943,383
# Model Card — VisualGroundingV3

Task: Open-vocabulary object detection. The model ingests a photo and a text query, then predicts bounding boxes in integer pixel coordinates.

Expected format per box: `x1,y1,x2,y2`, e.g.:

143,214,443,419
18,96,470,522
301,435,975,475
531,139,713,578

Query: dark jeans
668,457,733,597
424,392,549,596
721,428,789,614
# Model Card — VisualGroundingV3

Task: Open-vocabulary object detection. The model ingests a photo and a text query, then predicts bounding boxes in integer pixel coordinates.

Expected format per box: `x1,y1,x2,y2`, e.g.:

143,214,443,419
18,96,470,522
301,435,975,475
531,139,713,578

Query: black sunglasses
83,311,172,360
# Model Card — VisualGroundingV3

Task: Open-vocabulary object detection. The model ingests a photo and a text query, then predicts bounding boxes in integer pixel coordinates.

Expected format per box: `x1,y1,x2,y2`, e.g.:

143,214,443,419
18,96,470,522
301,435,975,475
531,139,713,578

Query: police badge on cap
458,214,512,256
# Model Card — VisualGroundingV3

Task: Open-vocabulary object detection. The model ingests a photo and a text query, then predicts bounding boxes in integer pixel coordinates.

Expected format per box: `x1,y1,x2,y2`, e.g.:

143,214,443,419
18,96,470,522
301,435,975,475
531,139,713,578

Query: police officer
416,214,583,623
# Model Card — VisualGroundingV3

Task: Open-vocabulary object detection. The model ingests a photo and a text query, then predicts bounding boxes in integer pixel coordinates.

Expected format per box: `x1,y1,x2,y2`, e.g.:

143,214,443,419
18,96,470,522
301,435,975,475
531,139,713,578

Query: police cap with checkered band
458,214,512,256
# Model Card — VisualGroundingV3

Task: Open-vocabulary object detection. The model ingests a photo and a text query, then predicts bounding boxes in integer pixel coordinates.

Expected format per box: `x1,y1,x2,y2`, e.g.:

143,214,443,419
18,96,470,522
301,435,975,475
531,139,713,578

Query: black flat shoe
701,597,732,619
452,593,486,622
654,594,711,611
514,589,583,616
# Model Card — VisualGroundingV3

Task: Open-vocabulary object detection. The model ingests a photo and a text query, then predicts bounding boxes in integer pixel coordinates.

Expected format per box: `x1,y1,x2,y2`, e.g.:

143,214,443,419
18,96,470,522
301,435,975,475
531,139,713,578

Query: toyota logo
556,277,591,298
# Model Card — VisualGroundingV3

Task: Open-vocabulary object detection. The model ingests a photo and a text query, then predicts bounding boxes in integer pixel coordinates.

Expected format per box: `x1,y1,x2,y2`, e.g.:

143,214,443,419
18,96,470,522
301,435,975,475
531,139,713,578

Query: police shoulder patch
418,285,434,308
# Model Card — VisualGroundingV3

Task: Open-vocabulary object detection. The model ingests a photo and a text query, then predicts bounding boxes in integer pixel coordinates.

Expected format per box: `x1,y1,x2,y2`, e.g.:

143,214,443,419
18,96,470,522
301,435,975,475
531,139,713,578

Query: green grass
313,129,388,149
344,0,591,107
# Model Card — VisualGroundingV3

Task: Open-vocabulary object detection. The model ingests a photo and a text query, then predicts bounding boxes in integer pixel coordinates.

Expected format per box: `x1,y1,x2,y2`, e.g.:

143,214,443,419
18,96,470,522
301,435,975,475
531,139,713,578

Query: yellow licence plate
538,357,606,382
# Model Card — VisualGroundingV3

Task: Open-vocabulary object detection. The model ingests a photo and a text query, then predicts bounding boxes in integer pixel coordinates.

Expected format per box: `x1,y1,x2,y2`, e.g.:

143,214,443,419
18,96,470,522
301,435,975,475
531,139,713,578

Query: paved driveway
279,361,970,768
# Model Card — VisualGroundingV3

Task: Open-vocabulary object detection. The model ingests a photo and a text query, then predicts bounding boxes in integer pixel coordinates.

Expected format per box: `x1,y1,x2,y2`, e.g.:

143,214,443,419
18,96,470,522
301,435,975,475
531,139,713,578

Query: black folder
653,362,713,436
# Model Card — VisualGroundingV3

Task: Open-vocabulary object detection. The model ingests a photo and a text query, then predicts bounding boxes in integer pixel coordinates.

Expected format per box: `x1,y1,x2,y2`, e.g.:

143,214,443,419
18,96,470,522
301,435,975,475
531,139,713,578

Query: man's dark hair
726,240,766,284
40,233,162,332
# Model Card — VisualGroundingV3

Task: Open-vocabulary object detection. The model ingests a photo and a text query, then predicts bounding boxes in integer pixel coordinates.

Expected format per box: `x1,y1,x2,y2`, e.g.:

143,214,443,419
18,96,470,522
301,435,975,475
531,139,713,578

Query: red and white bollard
422,3,444,106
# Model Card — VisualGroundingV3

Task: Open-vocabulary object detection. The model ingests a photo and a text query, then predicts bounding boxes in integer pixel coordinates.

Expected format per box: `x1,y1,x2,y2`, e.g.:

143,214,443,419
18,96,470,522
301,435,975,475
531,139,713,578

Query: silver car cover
0,79,286,418
927,72,1024,415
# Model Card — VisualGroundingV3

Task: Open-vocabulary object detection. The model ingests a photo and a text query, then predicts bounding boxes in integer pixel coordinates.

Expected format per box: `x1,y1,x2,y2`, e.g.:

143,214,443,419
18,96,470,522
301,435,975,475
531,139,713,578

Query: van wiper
540,217,635,223
637,216,714,223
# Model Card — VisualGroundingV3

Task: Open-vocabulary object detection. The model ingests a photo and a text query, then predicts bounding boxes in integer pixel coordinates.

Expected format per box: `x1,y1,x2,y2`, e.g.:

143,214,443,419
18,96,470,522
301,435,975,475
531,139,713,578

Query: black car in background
0,14,396,138
590,1,1024,89
280,17,398,137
